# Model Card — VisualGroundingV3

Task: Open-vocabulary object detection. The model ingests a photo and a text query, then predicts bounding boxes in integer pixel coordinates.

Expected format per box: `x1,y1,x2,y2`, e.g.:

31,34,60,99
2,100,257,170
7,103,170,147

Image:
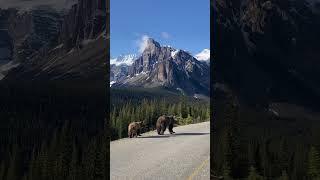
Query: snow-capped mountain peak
111,38,210,95
195,49,210,61
110,54,138,66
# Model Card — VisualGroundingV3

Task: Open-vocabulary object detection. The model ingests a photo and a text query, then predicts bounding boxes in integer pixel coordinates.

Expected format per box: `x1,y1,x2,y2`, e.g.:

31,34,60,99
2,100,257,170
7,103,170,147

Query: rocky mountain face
0,0,107,83
0,7,62,78
212,0,320,121
113,38,210,96
110,54,137,83
110,64,130,83
59,0,106,50
213,0,320,112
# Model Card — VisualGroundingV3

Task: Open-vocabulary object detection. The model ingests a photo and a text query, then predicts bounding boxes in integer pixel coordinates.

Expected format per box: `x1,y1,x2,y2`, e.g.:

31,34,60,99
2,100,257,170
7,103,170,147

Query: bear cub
128,121,143,138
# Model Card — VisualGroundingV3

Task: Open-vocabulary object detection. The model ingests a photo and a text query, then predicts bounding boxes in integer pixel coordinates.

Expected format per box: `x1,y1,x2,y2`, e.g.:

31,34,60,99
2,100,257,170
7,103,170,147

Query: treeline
110,94,210,140
213,92,320,179
0,82,107,180
0,121,109,180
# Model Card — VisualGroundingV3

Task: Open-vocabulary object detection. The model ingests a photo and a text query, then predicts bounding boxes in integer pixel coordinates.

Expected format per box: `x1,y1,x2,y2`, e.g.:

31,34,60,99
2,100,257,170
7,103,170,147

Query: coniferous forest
0,81,108,180
213,89,320,179
212,0,320,178
0,0,109,179
110,88,210,140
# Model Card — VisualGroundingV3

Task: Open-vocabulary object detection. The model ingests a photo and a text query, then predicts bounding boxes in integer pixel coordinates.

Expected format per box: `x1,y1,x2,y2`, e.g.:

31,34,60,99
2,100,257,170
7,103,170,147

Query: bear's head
137,121,145,128
167,115,179,125
173,116,179,125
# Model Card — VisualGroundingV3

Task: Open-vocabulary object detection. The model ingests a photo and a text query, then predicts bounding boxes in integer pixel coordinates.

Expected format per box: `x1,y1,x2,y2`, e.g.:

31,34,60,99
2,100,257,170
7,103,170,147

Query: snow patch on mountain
110,54,138,66
171,49,180,58
195,49,210,61
110,81,116,87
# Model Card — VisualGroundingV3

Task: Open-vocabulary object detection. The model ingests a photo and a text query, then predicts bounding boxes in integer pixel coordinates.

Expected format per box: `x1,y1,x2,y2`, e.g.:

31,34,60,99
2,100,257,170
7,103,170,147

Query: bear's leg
160,124,166,135
137,129,142,136
156,123,161,135
169,124,175,134
157,127,161,135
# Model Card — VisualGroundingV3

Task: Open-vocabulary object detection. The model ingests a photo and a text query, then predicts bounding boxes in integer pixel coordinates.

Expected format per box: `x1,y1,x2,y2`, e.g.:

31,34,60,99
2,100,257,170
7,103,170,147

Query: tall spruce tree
278,170,289,180
247,166,263,180
308,146,320,179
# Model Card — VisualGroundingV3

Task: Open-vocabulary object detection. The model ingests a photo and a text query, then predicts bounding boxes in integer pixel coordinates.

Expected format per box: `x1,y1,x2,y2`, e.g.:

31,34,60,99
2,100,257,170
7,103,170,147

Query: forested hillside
0,0,109,179
213,0,320,178
0,82,108,180
110,88,210,140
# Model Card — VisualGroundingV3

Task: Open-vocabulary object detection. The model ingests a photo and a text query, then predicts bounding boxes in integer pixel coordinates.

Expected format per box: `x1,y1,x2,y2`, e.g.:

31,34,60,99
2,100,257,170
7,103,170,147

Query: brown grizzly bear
156,115,177,135
128,121,143,138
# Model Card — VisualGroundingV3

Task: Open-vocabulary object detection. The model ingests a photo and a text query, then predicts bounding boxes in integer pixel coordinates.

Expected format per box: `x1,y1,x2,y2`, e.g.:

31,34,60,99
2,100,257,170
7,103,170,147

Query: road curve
110,121,210,180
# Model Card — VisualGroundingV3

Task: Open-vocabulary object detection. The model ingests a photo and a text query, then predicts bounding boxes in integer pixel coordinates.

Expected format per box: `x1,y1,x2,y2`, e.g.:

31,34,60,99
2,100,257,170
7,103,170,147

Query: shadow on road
138,135,170,138
138,132,209,138
173,132,209,136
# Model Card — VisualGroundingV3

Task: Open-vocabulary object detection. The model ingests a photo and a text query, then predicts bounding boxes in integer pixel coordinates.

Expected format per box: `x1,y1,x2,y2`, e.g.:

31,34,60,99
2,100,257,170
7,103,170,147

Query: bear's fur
156,115,176,135
128,121,143,138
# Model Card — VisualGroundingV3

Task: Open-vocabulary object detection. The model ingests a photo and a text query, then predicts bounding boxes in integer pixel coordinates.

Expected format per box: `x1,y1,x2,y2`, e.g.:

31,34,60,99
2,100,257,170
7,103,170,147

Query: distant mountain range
111,38,210,96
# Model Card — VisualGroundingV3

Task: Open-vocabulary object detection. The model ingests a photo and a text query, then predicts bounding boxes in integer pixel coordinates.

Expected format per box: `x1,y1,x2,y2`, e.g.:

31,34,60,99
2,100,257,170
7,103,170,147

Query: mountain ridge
112,38,210,96
0,0,107,84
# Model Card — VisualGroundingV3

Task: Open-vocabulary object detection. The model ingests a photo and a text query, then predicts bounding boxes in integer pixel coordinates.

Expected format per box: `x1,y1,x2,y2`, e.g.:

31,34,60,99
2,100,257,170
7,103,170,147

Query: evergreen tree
222,161,233,180
83,140,96,180
0,161,5,180
308,146,320,179
7,147,18,180
94,141,104,180
181,102,188,119
47,130,59,180
28,150,38,180
36,142,50,180
279,138,289,172
67,143,79,180
248,166,263,180
278,170,289,180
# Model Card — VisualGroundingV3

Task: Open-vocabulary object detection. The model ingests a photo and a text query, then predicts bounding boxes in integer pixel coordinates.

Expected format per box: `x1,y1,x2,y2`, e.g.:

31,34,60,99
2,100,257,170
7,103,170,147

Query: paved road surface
110,121,210,180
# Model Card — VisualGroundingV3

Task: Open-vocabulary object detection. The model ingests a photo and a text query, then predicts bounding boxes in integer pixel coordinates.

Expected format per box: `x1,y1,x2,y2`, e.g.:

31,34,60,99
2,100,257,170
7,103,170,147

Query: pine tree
28,150,38,180
48,130,59,180
94,140,104,180
7,147,18,180
278,170,289,180
279,138,289,172
83,140,96,180
181,102,188,119
56,123,73,179
38,142,49,180
222,161,233,180
308,146,320,178
0,161,5,180
67,142,78,180
247,166,263,180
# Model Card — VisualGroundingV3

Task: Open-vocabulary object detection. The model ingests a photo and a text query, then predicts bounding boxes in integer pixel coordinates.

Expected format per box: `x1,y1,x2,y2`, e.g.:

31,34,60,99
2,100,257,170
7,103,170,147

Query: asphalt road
110,121,210,180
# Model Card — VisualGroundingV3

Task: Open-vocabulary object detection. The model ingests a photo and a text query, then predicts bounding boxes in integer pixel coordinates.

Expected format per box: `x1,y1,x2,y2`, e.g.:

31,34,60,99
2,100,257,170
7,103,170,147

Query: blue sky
110,0,210,58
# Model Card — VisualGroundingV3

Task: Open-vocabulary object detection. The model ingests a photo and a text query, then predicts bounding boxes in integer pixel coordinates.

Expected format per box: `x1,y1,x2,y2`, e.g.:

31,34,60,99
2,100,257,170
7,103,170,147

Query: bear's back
157,115,167,124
